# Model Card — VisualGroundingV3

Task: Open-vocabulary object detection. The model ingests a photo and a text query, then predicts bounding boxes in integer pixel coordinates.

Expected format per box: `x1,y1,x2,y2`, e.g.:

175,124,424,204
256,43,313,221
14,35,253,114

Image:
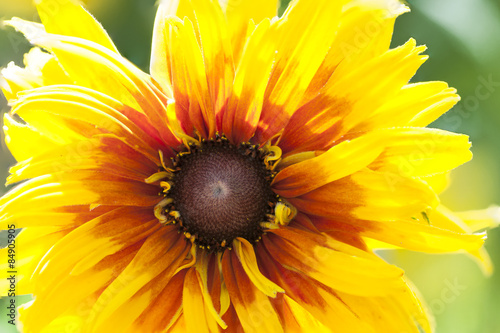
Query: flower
0,0,496,332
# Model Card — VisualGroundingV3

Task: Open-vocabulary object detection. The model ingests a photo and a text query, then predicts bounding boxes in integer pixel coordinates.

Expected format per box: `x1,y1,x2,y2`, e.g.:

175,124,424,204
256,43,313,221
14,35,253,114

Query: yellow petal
12,93,131,140
277,96,350,155
35,0,119,52
18,210,161,330
368,127,472,178
336,280,432,333
0,226,69,296
352,82,460,132
188,0,234,125
30,207,158,290
264,228,406,297
325,39,428,140
223,18,276,143
152,0,235,123
3,113,61,161
223,0,278,64
422,172,450,194
278,39,440,154
1,45,70,99
3,18,46,45
11,110,99,147
453,205,500,232
131,271,185,332
221,252,284,332
183,268,223,333
150,3,176,97
7,135,157,186
164,17,215,138
338,0,409,64
1,195,113,226
88,228,189,332
40,35,167,125
289,169,439,222
193,252,228,329
149,0,204,98
274,130,397,198
233,238,284,297
6,20,173,139
319,214,486,255
1,52,44,100
431,205,499,275
280,296,331,333
254,0,347,143
9,87,166,161
303,0,409,103
166,314,187,332
0,172,161,215
255,245,376,332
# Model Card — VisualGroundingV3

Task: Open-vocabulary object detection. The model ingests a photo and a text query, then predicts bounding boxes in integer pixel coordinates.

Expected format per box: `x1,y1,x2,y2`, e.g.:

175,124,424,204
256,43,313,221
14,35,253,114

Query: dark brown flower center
168,138,277,251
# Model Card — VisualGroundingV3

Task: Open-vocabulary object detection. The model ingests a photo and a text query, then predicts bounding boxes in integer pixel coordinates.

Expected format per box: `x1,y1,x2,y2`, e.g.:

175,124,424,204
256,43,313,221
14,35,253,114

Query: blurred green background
0,0,499,332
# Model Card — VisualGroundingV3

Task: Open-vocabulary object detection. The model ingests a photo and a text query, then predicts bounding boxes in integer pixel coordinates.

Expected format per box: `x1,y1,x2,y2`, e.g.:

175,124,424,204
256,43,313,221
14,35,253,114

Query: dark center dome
169,140,276,250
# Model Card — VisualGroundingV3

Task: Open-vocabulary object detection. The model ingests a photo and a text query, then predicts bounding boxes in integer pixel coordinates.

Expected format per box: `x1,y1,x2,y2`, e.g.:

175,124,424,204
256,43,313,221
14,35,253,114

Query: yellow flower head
0,0,496,332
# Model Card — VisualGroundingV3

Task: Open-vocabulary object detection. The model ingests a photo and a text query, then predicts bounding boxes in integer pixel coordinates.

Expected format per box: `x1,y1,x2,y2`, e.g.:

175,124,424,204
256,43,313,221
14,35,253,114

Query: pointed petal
39,36,172,139
3,113,61,161
223,0,278,65
315,214,486,255
367,128,472,178
0,172,162,216
336,281,432,333
327,39,427,136
0,47,70,101
9,85,169,159
150,3,176,97
0,226,70,296
188,0,234,129
223,19,275,143
131,271,185,332
255,244,375,332
6,19,176,144
233,238,284,297
372,218,484,254
35,0,119,52
152,0,234,135
264,228,406,297
288,169,439,222
254,0,347,143
7,135,158,186
183,268,221,333
17,209,161,330
163,17,215,138
0,205,116,232
351,82,460,132
302,0,409,101
273,130,393,197
221,251,284,332
279,38,428,153
431,206,497,275
20,249,132,333
28,207,158,293
88,227,189,332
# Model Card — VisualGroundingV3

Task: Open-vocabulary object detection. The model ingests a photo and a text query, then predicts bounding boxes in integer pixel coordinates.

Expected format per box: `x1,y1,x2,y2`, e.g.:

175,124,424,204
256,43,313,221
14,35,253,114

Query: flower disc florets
161,135,278,252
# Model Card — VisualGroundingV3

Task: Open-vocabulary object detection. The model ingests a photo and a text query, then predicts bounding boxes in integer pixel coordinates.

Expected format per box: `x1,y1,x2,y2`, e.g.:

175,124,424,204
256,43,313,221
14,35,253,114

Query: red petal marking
133,270,186,330
278,95,350,155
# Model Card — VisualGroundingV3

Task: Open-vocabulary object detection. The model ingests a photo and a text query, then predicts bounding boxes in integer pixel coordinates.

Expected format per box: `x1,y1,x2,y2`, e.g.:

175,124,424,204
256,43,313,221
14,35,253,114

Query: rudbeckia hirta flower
0,0,497,332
